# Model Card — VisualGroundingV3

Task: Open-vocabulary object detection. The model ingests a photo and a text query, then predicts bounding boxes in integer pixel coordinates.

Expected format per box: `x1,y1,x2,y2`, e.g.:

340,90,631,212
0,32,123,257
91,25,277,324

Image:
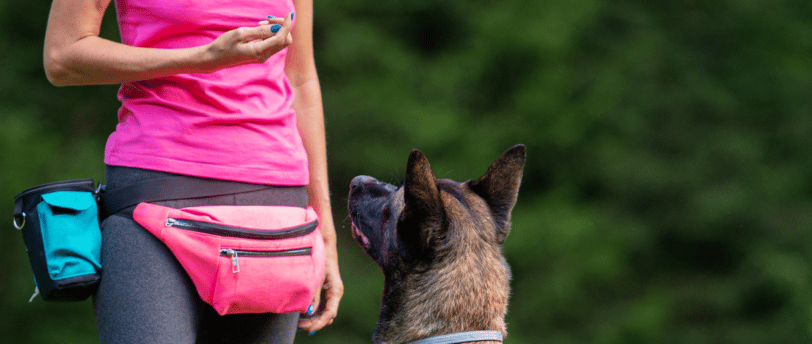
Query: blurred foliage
2,0,812,343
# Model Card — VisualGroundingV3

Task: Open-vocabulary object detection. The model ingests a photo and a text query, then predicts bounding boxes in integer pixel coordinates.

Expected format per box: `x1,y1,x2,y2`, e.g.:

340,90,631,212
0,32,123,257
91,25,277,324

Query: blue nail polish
270,24,281,33
309,330,317,336
306,305,315,316
268,15,276,19
291,12,295,20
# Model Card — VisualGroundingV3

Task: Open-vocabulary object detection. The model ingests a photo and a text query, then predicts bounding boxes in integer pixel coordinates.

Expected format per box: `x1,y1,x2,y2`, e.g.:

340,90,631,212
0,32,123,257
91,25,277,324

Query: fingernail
306,305,315,316
291,11,295,20
268,15,276,19
309,330,317,336
297,327,304,331
270,24,281,33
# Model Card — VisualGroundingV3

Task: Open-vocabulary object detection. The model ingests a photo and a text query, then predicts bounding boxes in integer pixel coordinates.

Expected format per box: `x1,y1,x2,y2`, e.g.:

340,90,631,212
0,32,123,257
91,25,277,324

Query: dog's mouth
351,222,371,250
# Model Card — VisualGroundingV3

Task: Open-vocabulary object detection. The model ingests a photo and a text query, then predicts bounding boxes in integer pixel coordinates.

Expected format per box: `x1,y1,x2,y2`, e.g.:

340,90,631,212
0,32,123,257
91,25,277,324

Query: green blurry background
2,0,811,343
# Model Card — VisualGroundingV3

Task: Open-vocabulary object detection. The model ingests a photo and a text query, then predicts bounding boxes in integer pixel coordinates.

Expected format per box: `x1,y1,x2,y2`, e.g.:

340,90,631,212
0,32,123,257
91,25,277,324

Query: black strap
13,198,23,219
99,176,271,218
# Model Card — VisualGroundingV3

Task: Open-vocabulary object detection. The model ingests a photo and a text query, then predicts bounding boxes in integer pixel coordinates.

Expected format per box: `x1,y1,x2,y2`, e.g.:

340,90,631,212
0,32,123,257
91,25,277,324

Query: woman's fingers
251,13,293,59
258,15,286,26
204,13,294,70
297,260,343,334
235,25,275,43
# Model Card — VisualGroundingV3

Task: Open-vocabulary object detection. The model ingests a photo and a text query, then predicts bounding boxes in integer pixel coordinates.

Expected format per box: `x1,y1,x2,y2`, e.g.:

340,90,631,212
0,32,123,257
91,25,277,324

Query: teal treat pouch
14,179,103,302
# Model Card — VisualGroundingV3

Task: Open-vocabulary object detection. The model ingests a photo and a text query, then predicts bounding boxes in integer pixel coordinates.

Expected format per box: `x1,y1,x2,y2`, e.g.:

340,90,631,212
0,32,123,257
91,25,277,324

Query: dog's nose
350,175,377,190
350,175,399,197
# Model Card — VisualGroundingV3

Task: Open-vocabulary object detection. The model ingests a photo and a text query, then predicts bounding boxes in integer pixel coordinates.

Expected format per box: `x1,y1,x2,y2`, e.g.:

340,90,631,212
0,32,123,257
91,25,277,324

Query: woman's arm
44,0,293,86
286,0,343,334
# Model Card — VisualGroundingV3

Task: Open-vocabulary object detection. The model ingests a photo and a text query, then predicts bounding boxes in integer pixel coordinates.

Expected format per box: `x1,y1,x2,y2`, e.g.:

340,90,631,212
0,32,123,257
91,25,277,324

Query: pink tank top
104,0,309,186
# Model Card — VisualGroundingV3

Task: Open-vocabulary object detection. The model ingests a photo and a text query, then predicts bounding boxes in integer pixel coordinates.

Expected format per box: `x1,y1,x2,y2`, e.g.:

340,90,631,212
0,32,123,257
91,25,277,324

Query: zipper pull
223,249,240,273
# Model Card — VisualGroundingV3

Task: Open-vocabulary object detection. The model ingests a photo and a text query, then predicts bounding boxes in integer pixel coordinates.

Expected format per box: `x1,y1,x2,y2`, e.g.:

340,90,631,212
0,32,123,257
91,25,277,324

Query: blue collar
407,330,503,344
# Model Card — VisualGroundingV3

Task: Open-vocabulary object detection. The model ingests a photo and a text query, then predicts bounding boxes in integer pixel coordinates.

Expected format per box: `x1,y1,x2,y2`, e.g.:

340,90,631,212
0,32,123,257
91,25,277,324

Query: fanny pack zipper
221,248,312,273
164,218,316,274
165,218,318,239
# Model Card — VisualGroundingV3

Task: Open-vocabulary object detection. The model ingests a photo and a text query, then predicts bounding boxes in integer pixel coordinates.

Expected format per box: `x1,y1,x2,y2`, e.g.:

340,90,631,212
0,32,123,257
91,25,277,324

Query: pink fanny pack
133,203,325,315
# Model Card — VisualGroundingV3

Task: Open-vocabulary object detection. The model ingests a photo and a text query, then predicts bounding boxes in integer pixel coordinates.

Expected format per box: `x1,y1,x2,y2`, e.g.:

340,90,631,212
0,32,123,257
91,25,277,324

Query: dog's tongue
352,223,371,249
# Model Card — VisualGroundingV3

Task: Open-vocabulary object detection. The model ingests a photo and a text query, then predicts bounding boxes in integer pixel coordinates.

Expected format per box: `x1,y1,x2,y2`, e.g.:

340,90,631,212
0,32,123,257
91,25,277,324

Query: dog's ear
400,149,446,252
469,144,526,243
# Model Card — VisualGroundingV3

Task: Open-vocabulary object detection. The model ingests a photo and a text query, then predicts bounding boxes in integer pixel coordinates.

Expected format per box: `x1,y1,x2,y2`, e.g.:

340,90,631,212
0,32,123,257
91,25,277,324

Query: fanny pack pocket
133,202,325,315
13,179,103,302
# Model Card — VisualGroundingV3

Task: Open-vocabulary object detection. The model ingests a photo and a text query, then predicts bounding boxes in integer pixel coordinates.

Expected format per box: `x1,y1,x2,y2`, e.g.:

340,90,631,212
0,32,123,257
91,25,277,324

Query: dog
348,145,526,343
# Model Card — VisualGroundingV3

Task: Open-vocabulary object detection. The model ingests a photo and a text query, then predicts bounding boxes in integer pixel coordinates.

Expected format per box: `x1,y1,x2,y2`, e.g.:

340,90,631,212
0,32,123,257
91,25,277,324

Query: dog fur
348,145,526,343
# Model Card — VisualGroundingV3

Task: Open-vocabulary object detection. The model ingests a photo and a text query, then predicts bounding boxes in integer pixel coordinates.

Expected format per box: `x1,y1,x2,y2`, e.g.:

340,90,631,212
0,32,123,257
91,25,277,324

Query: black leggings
94,166,308,344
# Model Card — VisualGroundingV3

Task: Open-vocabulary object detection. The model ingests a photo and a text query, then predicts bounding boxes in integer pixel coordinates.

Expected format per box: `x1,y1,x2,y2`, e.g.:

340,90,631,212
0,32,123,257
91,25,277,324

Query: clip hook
94,181,105,201
13,212,25,230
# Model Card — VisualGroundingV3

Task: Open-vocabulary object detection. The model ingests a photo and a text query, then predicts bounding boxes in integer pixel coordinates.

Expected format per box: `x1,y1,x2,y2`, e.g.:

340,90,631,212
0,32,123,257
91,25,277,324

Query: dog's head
348,144,525,342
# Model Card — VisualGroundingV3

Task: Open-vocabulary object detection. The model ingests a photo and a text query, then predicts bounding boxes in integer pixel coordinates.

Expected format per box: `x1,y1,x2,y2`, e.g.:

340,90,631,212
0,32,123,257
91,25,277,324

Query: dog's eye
382,205,391,223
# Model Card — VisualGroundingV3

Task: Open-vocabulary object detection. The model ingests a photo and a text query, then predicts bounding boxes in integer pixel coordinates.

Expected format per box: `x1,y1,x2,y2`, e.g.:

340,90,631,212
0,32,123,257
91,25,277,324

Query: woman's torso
105,0,308,186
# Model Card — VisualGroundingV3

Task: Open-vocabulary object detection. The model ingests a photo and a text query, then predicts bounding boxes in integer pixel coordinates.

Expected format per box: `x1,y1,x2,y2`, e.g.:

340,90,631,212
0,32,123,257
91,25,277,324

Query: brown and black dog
348,145,526,343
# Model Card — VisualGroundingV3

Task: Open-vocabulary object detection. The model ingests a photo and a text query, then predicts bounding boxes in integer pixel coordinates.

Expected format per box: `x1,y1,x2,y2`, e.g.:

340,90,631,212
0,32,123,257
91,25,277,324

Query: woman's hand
297,227,344,335
199,13,294,73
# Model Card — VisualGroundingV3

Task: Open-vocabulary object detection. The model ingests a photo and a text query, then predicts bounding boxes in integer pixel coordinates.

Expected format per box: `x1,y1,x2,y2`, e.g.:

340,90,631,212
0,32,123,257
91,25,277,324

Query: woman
43,0,342,342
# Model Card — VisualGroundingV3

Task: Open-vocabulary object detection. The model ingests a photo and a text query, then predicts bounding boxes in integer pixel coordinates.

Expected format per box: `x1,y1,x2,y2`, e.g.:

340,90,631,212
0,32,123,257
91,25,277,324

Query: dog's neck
373,246,510,344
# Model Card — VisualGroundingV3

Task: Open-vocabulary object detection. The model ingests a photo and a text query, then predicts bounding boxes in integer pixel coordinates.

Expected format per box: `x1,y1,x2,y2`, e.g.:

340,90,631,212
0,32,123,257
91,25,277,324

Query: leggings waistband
105,165,308,209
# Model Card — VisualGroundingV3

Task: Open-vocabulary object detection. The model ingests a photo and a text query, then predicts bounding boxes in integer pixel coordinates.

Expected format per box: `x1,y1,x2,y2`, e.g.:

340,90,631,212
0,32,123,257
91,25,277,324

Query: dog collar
407,330,503,344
